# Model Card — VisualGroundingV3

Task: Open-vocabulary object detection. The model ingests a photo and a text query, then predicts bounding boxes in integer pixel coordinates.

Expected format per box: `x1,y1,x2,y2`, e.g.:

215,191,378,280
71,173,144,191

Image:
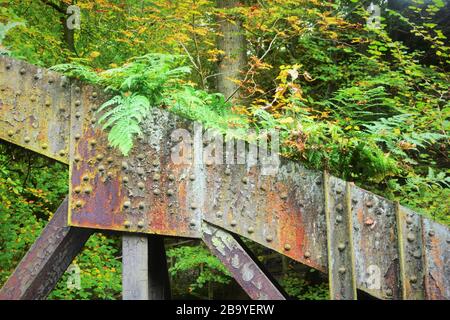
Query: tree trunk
216,0,247,105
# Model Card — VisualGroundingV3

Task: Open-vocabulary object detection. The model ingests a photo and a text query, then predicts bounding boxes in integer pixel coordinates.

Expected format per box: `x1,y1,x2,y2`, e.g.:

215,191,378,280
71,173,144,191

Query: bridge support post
122,234,171,300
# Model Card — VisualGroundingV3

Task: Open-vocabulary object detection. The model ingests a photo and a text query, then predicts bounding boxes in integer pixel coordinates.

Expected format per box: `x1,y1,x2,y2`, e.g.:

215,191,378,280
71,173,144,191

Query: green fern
97,94,150,156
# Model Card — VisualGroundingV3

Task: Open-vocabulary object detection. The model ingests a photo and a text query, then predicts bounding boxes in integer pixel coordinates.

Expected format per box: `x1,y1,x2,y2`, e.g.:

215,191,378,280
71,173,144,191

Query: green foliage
280,273,329,300
52,53,249,156
97,94,151,155
166,244,232,299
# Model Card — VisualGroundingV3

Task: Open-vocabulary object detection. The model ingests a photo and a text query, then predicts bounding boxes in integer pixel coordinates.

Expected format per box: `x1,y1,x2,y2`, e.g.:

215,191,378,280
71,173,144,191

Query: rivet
98,165,105,172
336,215,343,223
137,154,145,160
230,220,237,227
124,220,131,228
410,276,417,284
90,118,96,124
137,168,144,176
406,217,413,225
107,157,113,164
121,161,128,170
92,92,98,98
338,243,346,251
190,220,196,226
336,188,343,195
137,221,144,228
122,176,129,183
190,203,197,210
48,78,54,84
280,193,288,200
84,187,92,195
123,201,131,209
413,250,422,259
82,175,89,182
385,288,393,297
247,226,254,234
266,235,273,242
428,230,435,237
75,112,81,118
407,232,415,242
152,173,160,181
74,155,81,163
74,186,81,194
59,150,65,157
260,184,266,191
304,251,311,259
90,139,97,147
338,267,346,274
336,203,343,212
34,74,40,80
138,202,145,210
107,171,114,178
24,136,30,143
96,154,104,161
366,201,374,208
242,177,248,184
284,244,291,251
152,160,159,167
75,200,83,208
189,174,196,181
75,134,81,140
153,189,160,195
45,100,51,107
19,68,26,75
5,63,11,70
138,182,145,190
168,174,176,181
167,189,174,196
7,130,14,137
225,168,231,176
30,96,36,102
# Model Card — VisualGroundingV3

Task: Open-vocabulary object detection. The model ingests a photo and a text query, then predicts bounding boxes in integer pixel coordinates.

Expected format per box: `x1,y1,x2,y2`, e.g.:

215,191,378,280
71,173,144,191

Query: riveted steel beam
324,172,357,300
0,56,70,163
422,217,450,300
202,221,286,300
395,203,425,299
350,186,401,299
0,197,93,300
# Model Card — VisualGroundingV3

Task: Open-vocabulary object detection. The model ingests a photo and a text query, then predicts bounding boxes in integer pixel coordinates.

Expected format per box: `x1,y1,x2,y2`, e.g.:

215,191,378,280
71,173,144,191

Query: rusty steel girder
202,222,286,300
0,55,449,301
0,56,70,163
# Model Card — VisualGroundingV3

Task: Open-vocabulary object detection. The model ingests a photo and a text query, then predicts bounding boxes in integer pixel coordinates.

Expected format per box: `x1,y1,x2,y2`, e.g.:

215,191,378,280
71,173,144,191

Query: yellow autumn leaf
278,117,294,124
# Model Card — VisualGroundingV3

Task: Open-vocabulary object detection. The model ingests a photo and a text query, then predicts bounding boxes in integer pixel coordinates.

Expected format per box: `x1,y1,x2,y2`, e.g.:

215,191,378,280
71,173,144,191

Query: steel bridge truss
0,56,448,300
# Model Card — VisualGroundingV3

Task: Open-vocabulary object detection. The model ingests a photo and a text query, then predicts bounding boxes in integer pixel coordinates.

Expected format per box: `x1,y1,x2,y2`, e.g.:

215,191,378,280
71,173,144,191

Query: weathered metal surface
202,159,328,273
395,204,425,299
202,221,286,300
422,217,450,300
0,56,70,163
0,197,92,300
324,173,357,299
69,83,199,237
351,185,401,299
